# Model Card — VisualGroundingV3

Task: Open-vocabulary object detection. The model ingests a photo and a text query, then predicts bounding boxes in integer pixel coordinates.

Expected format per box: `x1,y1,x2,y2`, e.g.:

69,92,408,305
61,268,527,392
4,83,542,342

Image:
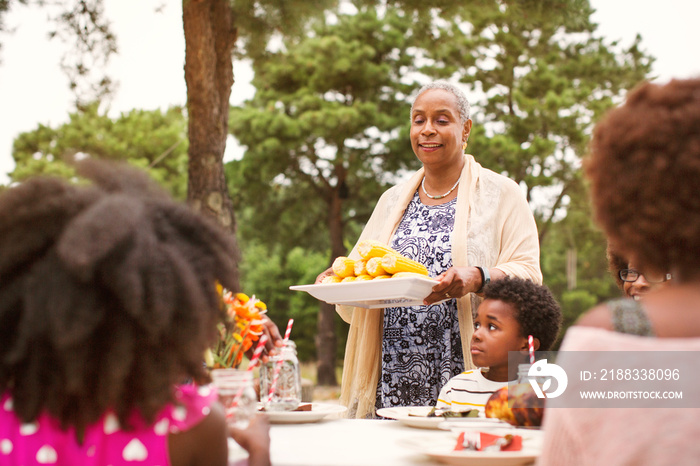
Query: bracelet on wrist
475,266,490,293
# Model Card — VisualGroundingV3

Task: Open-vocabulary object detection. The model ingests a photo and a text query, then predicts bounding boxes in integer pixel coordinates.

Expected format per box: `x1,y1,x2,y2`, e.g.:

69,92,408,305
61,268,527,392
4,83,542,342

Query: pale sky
1,0,699,184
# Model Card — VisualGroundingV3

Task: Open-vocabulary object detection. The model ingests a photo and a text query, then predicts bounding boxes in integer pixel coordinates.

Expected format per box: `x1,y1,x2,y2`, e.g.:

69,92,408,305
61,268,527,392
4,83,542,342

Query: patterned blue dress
375,190,464,411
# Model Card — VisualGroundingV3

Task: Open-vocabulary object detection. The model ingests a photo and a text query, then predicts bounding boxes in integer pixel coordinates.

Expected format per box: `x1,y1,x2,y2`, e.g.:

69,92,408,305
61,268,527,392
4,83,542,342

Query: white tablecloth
268,419,446,465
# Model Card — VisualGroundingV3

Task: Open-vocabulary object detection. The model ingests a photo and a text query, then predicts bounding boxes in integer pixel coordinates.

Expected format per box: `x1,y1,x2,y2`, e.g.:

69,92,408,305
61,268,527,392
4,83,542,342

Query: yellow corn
322,275,342,284
354,259,368,276
381,254,429,276
357,240,399,260
341,276,357,283
355,274,373,281
372,274,392,280
366,256,387,277
332,256,356,278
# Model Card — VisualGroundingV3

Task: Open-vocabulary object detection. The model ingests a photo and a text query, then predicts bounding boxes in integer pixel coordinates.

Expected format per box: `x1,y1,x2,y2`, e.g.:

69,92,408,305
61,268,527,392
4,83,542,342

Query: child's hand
228,414,271,466
250,318,284,364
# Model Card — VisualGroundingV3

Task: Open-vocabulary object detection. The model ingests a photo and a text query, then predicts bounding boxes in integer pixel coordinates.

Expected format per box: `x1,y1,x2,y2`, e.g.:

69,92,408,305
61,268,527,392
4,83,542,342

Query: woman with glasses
538,78,700,465
618,266,671,299
608,248,671,301
599,249,673,336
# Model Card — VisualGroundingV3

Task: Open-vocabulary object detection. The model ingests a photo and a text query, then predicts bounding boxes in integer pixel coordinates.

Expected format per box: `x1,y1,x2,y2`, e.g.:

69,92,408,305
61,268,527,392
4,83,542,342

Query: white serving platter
289,276,438,309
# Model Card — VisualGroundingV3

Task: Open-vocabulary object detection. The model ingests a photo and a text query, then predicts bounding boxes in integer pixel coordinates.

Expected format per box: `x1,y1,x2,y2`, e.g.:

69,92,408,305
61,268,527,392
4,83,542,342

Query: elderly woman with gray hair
316,81,542,418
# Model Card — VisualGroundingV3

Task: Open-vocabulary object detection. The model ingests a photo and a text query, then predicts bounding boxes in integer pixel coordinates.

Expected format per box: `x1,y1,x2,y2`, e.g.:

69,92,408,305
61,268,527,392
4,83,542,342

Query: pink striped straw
267,318,294,402
283,318,294,341
247,334,268,371
528,335,535,364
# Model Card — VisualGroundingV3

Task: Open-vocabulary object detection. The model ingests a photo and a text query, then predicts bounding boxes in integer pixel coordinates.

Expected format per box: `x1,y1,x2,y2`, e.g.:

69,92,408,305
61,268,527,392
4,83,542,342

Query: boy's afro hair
483,276,562,351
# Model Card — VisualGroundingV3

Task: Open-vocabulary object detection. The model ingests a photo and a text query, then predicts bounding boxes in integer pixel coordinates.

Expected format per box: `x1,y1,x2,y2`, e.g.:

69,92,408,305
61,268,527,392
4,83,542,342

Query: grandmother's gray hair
410,80,471,123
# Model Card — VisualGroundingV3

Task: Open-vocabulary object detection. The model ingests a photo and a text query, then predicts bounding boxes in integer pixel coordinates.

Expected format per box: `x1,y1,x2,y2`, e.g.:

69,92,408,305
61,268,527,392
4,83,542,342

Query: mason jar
210,368,257,429
260,340,302,411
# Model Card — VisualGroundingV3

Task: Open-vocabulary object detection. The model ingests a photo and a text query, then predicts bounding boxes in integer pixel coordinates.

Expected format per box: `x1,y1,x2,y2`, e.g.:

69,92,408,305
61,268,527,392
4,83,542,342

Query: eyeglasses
619,269,672,284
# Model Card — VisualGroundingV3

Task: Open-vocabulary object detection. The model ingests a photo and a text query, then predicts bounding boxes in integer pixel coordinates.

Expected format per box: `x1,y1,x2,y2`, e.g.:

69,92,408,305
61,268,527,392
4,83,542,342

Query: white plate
376,406,508,430
289,276,438,309
260,402,347,424
399,434,541,466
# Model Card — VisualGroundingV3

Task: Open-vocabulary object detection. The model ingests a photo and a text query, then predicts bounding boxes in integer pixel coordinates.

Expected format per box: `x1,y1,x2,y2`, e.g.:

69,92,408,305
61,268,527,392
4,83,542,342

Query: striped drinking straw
246,334,269,371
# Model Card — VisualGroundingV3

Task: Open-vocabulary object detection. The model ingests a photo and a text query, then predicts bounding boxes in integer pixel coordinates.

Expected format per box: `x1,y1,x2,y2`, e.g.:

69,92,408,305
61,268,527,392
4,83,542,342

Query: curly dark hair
607,244,628,290
586,78,700,280
483,277,562,351
0,160,239,435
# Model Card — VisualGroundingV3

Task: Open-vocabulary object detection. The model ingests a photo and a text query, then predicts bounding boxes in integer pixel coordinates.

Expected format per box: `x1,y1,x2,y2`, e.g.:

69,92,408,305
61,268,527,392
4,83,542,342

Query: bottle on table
260,340,302,411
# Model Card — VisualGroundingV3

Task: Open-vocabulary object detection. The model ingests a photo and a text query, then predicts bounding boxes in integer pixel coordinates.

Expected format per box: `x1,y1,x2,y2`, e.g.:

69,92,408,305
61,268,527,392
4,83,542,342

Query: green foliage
555,289,597,347
10,104,189,198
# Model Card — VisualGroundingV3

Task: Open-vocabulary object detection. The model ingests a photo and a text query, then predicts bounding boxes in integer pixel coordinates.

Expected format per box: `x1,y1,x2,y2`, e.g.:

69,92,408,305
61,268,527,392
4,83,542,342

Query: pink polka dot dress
0,384,217,465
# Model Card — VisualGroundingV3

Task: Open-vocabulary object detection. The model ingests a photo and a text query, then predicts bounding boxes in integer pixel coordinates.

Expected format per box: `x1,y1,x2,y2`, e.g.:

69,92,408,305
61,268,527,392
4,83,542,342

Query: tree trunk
182,0,238,233
316,189,344,386
316,301,338,385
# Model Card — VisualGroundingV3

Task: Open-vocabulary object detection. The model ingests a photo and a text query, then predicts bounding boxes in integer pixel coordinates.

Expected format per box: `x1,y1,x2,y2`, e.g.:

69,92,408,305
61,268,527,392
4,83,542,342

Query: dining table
268,418,445,465
228,404,542,466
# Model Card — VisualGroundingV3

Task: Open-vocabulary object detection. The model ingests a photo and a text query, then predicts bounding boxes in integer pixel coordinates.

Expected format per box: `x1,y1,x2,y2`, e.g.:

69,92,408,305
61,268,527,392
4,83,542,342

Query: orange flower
207,289,268,369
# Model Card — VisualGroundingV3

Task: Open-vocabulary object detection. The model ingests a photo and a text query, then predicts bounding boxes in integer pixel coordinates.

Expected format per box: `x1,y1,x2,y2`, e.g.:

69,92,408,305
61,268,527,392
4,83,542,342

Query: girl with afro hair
0,160,271,465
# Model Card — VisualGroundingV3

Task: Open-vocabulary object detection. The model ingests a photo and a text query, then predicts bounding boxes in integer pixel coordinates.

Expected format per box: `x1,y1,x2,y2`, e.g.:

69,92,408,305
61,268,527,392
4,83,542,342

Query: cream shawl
337,155,542,418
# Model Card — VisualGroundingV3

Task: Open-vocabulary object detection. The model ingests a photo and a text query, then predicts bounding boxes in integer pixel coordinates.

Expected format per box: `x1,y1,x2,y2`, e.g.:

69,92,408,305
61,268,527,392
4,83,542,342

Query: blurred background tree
10,104,188,197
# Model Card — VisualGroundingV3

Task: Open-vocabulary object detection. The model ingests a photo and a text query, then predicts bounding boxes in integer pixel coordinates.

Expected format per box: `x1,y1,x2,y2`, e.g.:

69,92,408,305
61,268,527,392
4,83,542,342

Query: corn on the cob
355,274,373,281
332,256,356,278
341,276,357,283
381,254,429,276
354,259,368,276
357,240,398,260
366,256,387,277
372,274,392,280
322,275,342,284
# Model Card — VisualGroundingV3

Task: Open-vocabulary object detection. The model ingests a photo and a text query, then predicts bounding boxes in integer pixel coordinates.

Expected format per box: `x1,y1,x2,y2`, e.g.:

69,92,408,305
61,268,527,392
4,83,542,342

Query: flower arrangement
205,288,268,369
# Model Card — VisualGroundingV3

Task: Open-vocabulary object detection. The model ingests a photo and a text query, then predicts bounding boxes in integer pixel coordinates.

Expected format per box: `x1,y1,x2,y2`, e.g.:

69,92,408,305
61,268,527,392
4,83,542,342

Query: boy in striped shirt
436,277,561,413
